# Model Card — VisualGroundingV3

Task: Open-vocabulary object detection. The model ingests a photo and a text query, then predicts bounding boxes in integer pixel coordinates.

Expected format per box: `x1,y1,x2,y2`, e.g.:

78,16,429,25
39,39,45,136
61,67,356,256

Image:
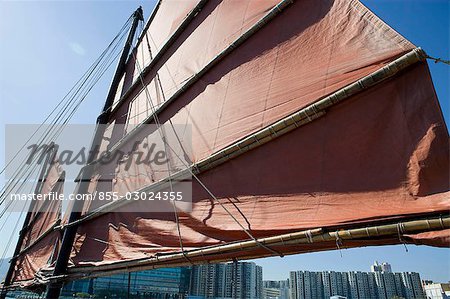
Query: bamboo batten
110,0,209,115
195,48,426,172
65,47,427,228
89,0,295,165
13,222,60,259
3,0,446,293
51,215,448,282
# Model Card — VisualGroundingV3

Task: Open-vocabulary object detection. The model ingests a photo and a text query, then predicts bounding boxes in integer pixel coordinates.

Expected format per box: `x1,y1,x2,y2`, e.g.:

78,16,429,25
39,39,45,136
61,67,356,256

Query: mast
44,7,143,299
0,144,58,299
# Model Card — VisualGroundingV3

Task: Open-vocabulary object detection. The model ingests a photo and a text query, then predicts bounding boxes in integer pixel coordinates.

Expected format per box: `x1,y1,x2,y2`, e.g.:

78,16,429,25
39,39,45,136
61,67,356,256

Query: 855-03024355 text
9,191,185,202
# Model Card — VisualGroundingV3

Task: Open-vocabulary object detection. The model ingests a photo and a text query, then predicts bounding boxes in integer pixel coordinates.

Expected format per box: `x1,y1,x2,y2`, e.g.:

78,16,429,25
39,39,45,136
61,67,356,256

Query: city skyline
253,245,449,282
58,266,450,299
1,256,447,284
6,260,441,299
289,269,425,299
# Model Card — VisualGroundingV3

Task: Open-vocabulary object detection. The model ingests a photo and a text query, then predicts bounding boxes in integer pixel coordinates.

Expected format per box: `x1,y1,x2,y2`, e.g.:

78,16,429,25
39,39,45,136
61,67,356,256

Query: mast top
134,6,144,21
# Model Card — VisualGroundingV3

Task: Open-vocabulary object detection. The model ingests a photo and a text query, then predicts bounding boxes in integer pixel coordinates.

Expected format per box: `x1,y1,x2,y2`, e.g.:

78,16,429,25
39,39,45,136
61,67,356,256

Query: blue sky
0,0,448,283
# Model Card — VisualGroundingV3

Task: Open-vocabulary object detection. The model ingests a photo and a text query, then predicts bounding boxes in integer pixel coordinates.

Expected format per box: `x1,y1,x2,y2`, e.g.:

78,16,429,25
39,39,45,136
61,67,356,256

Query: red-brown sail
3,0,449,290
9,160,64,288
64,0,449,276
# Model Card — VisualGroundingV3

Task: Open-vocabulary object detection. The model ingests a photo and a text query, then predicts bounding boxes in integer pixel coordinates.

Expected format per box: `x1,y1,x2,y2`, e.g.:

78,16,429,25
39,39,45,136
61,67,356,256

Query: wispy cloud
69,42,86,56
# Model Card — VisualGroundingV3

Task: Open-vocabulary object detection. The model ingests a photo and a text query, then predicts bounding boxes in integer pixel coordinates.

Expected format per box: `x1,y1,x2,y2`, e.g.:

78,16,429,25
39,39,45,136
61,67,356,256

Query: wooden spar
110,0,210,115
100,8,144,120
134,0,161,47
61,47,427,229
38,215,448,283
0,144,58,299
58,111,325,229
91,0,294,161
12,221,61,259
9,171,65,257
43,8,144,299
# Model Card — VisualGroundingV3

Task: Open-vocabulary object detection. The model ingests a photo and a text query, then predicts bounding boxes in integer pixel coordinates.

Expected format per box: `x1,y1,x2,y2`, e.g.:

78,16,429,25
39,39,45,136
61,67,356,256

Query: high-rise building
382,272,397,299
371,261,392,273
189,261,262,299
189,263,227,298
348,271,359,299
290,271,348,299
409,272,426,299
401,272,420,299
289,271,297,299
423,282,450,298
289,269,425,299
381,263,392,273
394,273,405,297
263,280,289,299
355,271,371,299
279,280,290,299
374,271,387,299
263,288,280,299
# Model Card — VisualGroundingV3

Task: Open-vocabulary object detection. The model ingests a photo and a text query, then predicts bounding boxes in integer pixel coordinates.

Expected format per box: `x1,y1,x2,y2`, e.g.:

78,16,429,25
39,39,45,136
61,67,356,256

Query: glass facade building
61,267,190,299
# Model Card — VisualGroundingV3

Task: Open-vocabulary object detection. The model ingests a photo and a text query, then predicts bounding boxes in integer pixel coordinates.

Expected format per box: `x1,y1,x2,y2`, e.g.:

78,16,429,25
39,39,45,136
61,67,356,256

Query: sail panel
134,0,202,79
131,0,202,83
70,61,449,269
9,160,64,287
124,0,282,131
112,0,415,165
88,0,421,209
110,0,202,116
10,233,60,288
20,163,63,249
6,0,447,287
404,229,450,248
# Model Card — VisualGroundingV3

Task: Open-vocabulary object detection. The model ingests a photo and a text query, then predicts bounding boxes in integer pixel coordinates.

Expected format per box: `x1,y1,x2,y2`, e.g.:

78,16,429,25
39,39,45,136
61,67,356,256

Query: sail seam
88,0,295,167
109,0,210,116
56,215,450,281
350,0,415,51
13,221,61,259
62,47,426,228
129,34,285,259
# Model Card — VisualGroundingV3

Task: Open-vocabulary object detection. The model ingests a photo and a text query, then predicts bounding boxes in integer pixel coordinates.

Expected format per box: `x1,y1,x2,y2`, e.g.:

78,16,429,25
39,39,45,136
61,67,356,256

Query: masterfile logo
4,124,193,213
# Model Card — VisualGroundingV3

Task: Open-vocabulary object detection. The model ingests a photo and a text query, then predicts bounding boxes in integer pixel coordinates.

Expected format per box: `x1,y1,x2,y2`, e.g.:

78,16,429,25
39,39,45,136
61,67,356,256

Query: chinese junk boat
1,0,449,298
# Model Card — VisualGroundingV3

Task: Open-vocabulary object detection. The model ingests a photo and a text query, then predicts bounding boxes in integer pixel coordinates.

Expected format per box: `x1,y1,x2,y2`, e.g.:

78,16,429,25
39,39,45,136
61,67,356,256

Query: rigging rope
0,45,123,211
0,182,32,271
0,159,42,221
130,36,284,258
0,19,139,294
130,24,193,264
0,11,148,291
0,44,125,217
0,18,133,215
0,189,20,232
0,16,133,178
426,55,450,65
